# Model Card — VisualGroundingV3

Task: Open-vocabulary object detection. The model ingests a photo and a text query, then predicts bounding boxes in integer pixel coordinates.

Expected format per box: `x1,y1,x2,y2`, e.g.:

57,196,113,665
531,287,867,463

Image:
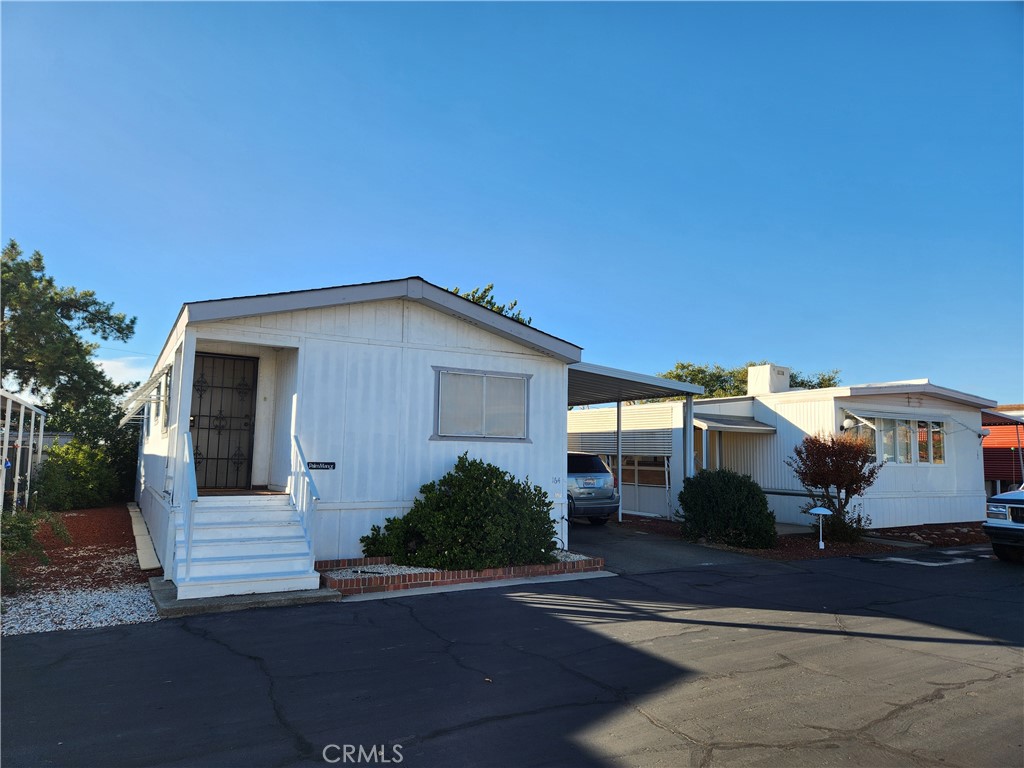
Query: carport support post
12,404,25,511
684,394,695,479
617,400,623,523
0,396,11,508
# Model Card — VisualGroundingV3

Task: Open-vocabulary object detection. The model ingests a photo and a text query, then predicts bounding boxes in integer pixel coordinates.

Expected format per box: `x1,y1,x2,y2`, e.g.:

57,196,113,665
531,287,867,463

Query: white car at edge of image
983,484,1024,563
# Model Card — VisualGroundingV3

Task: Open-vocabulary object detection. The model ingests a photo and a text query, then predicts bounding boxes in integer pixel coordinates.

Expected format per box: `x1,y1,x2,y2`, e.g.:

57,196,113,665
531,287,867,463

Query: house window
435,369,529,440
880,418,913,464
845,414,945,466
918,421,945,464
845,421,877,462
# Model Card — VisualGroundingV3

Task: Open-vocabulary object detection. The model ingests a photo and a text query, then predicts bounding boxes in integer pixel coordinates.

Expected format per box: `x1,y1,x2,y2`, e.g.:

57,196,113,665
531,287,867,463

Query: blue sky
3,2,1022,404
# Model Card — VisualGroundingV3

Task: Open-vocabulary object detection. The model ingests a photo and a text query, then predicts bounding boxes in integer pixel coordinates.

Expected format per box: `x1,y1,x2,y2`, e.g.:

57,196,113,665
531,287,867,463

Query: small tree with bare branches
785,433,883,542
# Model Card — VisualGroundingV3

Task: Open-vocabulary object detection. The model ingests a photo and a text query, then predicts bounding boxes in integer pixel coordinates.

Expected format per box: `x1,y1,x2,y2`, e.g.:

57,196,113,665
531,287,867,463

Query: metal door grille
189,354,258,489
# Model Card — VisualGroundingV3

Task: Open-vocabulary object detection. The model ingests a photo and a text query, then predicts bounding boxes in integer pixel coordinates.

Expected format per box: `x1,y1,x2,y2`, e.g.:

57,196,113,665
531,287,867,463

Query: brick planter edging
315,556,605,596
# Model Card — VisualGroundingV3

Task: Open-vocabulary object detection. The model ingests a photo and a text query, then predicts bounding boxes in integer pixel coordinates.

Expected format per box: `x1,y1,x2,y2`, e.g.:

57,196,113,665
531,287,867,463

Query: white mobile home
568,364,996,529
122,278,699,599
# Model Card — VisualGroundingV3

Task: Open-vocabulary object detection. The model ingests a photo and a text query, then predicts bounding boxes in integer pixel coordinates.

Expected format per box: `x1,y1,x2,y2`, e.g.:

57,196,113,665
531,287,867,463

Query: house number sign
307,461,336,470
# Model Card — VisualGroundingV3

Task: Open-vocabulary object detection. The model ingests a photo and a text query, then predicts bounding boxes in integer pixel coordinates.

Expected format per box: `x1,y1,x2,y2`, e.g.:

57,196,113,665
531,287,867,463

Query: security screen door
189,353,258,489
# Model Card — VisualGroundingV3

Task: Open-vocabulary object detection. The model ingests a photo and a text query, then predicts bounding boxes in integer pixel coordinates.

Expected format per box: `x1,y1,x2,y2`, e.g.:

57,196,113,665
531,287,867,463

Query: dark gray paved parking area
568,519,762,573
3,543,1022,767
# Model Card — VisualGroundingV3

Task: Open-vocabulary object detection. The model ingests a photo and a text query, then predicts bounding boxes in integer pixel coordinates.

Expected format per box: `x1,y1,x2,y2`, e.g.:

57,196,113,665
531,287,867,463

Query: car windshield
568,454,608,474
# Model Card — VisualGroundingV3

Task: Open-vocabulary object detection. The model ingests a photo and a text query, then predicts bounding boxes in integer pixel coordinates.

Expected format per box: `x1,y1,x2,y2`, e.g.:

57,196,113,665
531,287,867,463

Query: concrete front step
175,552,313,580
189,535,310,558
195,495,292,509
183,519,306,543
173,571,323,600
174,494,317,599
190,508,299,524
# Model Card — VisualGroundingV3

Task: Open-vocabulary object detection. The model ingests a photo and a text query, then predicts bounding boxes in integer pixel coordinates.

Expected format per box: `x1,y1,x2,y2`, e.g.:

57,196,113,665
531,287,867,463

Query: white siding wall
190,300,568,559
136,317,188,570
831,396,986,528
744,394,986,528
270,350,298,490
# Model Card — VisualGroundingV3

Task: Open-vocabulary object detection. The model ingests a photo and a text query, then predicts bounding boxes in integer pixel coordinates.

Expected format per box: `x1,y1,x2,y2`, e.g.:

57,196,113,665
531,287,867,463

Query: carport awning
982,409,1024,428
568,362,703,406
693,414,776,434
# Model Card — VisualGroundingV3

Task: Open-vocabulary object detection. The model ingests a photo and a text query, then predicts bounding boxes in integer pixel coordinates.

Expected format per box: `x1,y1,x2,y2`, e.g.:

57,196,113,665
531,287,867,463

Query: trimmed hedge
677,468,777,549
360,453,557,571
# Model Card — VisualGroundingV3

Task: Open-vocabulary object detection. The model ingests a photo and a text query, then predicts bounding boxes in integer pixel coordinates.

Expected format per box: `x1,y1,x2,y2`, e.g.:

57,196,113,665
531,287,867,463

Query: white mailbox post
808,507,832,550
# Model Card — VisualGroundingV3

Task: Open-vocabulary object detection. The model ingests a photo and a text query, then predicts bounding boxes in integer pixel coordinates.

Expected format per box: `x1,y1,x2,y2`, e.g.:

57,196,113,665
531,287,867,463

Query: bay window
843,413,945,466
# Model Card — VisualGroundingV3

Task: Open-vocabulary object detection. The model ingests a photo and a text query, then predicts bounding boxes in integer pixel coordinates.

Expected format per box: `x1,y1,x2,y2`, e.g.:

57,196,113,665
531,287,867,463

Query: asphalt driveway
567,519,761,573
3,548,1022,767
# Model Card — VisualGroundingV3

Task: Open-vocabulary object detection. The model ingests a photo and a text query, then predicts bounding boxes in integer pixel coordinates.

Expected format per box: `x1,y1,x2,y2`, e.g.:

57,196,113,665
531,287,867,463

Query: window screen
438,371,527,439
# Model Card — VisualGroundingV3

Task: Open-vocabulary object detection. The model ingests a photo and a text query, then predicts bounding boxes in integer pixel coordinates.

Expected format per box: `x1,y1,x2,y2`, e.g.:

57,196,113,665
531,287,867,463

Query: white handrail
182,432,200,581
290,435,320,565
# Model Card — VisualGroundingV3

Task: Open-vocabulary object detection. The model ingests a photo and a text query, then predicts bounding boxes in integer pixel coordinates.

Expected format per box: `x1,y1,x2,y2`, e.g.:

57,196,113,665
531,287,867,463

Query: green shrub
677,468,777,549
33,440,120,512
361,453,557,570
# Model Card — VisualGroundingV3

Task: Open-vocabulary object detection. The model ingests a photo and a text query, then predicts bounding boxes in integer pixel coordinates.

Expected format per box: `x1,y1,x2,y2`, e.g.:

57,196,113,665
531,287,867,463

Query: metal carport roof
982,409,1024,428
568,362,703,406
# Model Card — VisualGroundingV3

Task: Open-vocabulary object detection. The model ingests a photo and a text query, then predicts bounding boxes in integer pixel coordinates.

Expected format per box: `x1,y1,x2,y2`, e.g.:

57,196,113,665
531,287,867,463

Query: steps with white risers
173,495,321,600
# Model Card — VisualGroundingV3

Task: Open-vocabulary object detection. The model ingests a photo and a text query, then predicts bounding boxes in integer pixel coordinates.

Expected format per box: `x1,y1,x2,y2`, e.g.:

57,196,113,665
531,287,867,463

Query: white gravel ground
1,584,160,637
553,550,592,562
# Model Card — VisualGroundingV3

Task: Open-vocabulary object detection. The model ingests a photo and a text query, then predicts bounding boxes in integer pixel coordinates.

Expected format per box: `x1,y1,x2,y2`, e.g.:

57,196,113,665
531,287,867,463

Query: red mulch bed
3,505,161,594
615,515,989,561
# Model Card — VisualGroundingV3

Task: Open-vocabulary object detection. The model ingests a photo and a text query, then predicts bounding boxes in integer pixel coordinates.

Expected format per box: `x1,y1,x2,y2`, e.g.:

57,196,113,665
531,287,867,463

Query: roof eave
184,277,582,364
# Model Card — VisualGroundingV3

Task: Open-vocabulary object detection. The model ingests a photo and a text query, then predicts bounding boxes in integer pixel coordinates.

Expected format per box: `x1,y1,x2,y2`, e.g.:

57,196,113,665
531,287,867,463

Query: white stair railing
182,432,200,581
290,435,320,566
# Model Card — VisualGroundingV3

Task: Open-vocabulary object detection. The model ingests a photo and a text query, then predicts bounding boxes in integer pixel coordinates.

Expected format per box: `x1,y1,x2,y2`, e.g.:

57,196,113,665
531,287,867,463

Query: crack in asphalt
386,598,494,679
757,669,1024,768
178,619,315,765
675,676,992,768
690,654,797,683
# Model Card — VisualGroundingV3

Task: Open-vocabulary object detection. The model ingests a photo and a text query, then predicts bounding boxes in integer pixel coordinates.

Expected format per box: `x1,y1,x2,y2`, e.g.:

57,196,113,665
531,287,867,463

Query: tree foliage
2,239,136,402
2,239,140,504
659,361,840,399
785,433,882,542
41,382,141,502
449,283,532,326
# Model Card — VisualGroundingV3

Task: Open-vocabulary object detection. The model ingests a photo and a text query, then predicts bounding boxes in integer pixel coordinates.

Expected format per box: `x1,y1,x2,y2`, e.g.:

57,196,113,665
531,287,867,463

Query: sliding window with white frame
433,368,530,441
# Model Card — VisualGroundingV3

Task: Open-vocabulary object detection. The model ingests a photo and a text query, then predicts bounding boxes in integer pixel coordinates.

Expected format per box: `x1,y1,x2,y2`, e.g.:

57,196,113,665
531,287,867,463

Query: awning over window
693,414,776,434
118,365,172,428
568,362,702,406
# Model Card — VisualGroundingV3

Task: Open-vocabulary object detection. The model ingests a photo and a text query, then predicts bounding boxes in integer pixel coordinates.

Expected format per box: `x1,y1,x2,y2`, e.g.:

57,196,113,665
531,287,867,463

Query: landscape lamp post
808,507,832,550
